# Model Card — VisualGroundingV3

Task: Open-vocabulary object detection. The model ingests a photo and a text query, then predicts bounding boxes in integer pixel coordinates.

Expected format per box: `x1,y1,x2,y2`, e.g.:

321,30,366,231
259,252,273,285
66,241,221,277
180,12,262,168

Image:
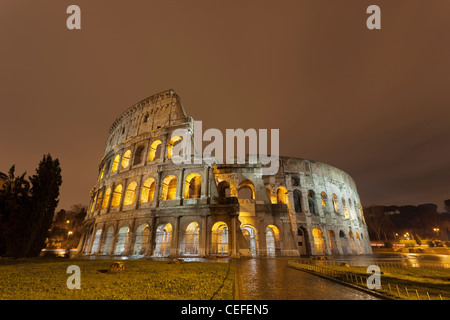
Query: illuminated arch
111,184,123,207
114,225,129,255
241,225,257,255
276,187,288,205
181,222,200,255
102,188,111,209
332,194,340,213
148,140,162,162
154,223,172,257
312,227,325,255
94,189,103,211
266,225,280,256
184,173,202,199
111,154,120,173
167,135,183,159
140,178,156,203
160,175,177,200
121,150,131,169
211,221,229,256
133,223,150,255
124,181,137,205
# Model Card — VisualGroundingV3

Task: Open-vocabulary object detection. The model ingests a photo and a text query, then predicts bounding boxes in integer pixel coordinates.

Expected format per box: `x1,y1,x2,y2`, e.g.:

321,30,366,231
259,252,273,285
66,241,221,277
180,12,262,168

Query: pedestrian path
235,258,378,300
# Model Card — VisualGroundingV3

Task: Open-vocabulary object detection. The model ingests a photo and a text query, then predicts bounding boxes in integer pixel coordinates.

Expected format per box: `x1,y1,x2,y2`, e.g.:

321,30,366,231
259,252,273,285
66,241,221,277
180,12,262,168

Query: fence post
405,287,409,299
415,289,420,300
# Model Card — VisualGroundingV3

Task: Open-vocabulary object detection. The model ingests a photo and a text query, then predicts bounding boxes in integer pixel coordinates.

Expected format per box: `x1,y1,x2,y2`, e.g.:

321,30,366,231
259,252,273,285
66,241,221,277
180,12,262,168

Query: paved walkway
235,258,378,300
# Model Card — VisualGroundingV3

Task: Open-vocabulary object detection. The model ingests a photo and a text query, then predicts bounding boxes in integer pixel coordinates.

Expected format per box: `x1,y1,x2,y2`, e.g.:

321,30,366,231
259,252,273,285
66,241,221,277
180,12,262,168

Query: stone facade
78,89,372,258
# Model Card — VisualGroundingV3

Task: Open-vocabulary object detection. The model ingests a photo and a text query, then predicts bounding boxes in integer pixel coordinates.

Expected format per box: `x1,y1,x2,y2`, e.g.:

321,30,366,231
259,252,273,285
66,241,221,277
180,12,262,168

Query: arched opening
148,140,162,162
94,189,103,211
332,194,340,213
91,228,102,254
342,198,350,219
124,181,137,205
99,164,105,180
339,230,349,255
140,178,156,203
167,136,183,159
238,180,255,200
321,192,328,209
241,225,257,255
276,187,288,205
111,154,120,173
312,227,325,255
121,150,131,169
102,188,111,209
101,226,114,254
328,230,339,255
348,199,354,219
154,223,172,257
133,223,150,255
297,226,310,256
348,231,356,254
181,222,200,255
160,175,177,201
133,145,145,166
266,225,280,256
293,189,303,213
184,173,202,199
111,184,122,207
217,180,231,198
114,226,130,255
307,190,317,214
211,221,229,256
291,176,299,186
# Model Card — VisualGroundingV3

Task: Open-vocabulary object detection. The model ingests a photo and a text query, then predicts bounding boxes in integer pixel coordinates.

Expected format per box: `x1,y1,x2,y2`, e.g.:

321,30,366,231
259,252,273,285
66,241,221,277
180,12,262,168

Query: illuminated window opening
148,140,162,162
184,173,202,199
124,181,137,205
102,188,111,209
312,227,325,255
121,150,131,169
211,222,229,256
111,154,120,173
167,136,183,159
111,184,122,207
154,223,172,257
160,175,177,200
332,194,340,213
182,222,199,255
140,178,156,203
276,187,288,204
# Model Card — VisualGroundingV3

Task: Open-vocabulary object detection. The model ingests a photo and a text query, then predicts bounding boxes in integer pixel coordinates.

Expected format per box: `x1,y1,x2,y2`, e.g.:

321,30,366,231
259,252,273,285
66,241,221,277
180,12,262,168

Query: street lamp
433,228,440,237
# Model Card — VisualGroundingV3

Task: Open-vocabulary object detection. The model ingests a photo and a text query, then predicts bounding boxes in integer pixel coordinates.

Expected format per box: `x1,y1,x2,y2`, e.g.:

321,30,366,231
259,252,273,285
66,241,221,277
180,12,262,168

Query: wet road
235,258,378,300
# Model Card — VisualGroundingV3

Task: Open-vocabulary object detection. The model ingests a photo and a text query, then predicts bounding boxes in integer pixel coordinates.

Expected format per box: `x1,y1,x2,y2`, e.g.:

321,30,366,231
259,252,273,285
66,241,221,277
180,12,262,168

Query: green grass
314,264,450,300
0,258,235,300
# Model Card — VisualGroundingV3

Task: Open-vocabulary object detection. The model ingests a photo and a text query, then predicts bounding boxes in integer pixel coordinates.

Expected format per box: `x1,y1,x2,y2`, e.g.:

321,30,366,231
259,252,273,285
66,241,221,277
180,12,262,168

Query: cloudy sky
1,0,449,210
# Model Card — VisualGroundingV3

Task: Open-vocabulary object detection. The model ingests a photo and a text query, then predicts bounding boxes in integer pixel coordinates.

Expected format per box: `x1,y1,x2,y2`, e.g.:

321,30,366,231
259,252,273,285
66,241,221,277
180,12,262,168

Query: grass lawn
0,258,235,300
319,265,450,300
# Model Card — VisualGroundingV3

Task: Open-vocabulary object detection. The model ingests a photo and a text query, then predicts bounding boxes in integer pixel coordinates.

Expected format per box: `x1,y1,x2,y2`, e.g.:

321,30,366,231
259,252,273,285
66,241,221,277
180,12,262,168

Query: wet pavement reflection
235,258,378,300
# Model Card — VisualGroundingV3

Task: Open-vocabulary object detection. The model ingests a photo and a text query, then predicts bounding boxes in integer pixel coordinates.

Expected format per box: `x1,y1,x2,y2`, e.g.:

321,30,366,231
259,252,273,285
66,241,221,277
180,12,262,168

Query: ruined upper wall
105,89,189,155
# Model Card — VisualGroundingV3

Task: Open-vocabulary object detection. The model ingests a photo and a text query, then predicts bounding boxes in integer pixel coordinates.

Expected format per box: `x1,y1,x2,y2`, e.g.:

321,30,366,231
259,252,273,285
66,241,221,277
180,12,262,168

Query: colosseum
77,89,372,258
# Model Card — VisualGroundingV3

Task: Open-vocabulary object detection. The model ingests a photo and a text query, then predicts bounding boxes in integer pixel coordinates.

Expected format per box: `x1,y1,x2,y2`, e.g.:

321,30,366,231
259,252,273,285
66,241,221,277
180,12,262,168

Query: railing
288,260,448,300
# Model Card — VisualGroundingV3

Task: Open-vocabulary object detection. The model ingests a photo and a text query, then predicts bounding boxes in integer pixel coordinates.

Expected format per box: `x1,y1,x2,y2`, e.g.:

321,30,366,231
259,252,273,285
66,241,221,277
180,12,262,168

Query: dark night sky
1,1,449,210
